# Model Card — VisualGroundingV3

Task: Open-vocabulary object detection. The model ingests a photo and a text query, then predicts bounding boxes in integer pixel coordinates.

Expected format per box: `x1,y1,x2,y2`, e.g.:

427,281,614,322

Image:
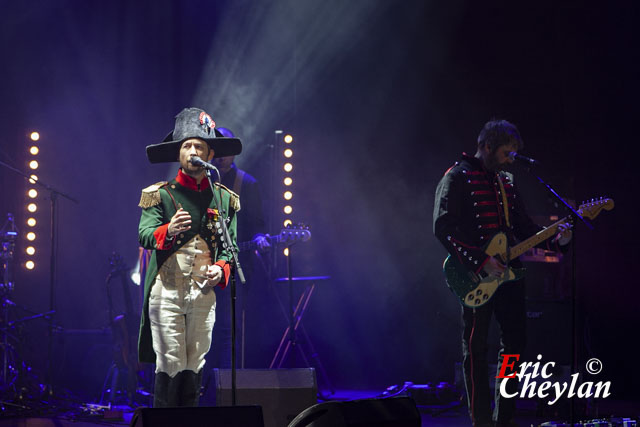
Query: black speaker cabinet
211,368,318,427
130,405,264,427
288,396,421,427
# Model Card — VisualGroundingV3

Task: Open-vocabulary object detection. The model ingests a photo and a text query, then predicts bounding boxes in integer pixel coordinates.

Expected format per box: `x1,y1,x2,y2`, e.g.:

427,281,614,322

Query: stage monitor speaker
212,368,318,427
288,396,421,427
129,405,264,427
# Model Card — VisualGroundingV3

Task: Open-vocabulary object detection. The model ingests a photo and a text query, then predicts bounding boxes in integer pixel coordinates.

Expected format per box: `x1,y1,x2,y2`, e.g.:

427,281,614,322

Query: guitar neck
505,217,568,260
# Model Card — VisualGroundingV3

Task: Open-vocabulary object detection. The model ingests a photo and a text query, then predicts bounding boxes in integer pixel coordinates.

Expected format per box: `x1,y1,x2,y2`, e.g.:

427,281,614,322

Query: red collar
176,169,207,191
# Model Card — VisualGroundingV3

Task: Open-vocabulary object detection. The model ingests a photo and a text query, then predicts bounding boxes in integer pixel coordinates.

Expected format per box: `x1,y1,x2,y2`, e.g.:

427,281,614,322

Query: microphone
508,152,540,166
189,156,218,171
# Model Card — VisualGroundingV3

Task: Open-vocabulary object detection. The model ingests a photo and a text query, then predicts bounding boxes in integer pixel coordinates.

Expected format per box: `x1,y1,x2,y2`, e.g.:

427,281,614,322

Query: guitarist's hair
477,119,524,154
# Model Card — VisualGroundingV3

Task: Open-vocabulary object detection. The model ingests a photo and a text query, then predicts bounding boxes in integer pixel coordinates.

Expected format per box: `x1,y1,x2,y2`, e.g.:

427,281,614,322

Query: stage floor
1,390,637,426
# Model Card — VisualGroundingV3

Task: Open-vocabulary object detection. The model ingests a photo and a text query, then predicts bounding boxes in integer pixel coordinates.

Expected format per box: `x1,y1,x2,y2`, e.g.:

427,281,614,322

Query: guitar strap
496,174,511,228
496,174,512,268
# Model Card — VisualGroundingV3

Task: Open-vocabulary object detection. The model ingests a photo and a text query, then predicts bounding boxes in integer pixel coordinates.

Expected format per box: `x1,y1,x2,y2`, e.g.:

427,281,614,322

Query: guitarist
433,119,572,427
208,127,271,370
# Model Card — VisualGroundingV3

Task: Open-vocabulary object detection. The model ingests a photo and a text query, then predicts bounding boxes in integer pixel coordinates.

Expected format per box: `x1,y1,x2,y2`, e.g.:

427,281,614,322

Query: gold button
171,185,176,189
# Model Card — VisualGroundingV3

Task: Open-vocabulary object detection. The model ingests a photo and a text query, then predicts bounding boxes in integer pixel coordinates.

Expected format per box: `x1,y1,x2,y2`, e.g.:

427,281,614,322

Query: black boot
179,369,203,407
153,372,182,407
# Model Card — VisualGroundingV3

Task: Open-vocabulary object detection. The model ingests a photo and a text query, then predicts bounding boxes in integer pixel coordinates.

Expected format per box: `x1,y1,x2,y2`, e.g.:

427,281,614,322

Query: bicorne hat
146,107,242,163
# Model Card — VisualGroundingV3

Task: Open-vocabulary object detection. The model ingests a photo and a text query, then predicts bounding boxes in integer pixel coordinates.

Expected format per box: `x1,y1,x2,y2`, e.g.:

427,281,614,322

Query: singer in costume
137,107,241,407
433,119,571,427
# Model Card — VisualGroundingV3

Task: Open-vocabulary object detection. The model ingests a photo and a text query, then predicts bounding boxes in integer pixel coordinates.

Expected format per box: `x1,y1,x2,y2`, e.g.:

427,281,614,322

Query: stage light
25,135,42,274
278,131,297,257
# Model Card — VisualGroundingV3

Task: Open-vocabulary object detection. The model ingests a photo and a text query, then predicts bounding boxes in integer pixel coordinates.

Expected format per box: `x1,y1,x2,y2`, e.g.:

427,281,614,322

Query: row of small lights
25,132,40,270
282,134,293,256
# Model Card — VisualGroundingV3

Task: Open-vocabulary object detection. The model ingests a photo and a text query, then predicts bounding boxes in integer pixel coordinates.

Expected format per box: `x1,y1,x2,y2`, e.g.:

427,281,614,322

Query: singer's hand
205,264,223,286
167,208,191,237
483,256,506,278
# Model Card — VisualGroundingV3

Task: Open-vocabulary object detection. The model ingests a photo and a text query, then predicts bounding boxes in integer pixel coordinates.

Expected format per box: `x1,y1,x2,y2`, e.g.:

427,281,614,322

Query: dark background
1,0,637,400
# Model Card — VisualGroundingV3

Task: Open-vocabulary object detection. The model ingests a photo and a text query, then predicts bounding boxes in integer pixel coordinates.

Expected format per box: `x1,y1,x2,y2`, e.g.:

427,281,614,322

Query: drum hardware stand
2,214,57,410
2,213,19,394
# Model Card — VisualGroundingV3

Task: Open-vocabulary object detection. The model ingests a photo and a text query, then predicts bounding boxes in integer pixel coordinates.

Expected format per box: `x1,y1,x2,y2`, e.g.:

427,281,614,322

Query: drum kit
0,213,56,412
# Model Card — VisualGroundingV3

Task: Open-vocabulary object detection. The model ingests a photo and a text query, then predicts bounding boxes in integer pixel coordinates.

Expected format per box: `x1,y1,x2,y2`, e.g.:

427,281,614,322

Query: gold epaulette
216,183,241,212
138,181,168,208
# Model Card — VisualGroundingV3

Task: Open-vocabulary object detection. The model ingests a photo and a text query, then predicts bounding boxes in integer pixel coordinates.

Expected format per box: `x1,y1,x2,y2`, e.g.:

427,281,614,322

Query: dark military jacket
137,169,239,363
216,163,266,243
433,153,555,276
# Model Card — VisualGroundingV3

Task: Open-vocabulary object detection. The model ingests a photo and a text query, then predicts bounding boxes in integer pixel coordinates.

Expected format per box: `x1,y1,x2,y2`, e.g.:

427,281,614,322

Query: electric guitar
443,197,614,308
237,224,311,252
106,252,139,402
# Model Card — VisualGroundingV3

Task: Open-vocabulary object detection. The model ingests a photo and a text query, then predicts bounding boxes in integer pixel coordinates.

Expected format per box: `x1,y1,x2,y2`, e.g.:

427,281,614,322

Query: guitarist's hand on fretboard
253,234,271,252
553,222,573,246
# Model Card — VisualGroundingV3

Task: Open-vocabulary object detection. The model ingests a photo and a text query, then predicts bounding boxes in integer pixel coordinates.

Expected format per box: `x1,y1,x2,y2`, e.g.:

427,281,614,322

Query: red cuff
153,224,175,250
215,260,231,289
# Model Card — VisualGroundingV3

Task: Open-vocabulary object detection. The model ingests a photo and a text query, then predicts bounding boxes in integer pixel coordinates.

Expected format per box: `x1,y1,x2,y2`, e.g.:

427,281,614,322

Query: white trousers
149,262,216,377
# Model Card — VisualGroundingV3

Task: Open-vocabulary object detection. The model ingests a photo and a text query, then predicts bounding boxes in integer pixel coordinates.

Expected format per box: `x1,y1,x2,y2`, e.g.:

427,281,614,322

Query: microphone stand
0,160,77,398
521,164,592,425
203,167,245,406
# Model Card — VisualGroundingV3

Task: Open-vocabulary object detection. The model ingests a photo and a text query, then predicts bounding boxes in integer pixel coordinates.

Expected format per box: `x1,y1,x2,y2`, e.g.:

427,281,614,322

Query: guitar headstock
279,223,311,244
108,252,127,273
578,197,614,220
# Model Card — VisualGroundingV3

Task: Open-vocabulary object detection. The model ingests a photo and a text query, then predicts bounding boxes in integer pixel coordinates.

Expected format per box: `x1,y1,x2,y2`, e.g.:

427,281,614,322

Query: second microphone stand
203,168,245,406
522,164,592,425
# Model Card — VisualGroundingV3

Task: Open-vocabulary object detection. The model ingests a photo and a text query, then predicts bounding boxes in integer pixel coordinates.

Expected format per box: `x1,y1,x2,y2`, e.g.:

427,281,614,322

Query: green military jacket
137,170,240,363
